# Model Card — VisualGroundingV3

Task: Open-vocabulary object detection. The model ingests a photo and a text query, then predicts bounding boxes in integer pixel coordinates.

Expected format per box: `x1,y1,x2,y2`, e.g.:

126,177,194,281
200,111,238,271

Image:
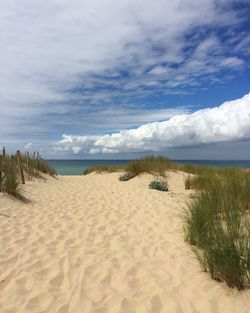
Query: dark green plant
149,179,169,191
119,172,137,181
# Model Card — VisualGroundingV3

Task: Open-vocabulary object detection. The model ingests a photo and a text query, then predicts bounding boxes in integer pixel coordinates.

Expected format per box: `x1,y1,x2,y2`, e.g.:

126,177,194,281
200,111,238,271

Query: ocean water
47,159,250,175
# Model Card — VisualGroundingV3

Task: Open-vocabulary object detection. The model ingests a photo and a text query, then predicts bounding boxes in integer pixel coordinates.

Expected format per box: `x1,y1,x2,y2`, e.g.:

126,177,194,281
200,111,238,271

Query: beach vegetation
2,164,22,198
184,171,250,290
119,171,137,181
0,148,57,199
149,178,169,191
83,156,173,176
83,164,124,175
126,156,172,176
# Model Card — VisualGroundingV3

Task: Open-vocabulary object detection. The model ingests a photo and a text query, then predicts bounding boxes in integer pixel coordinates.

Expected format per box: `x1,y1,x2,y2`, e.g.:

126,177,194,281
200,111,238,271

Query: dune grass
184,171,250,290
2,164,21,198
83,164,125,175
184,174,215,190
84,156,173,178
0,149,57,199
125,156,172,176
84,155,250,289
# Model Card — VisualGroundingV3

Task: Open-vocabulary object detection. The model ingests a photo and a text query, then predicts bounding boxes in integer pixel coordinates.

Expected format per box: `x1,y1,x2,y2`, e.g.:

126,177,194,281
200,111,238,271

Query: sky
0,0,250,160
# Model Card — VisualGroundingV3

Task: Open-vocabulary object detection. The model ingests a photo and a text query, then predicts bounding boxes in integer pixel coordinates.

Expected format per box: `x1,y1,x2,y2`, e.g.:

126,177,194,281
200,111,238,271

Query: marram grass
2,164,22,198
0,150,57,199
83,155,250,289
84,156,173,177
184,173,250,290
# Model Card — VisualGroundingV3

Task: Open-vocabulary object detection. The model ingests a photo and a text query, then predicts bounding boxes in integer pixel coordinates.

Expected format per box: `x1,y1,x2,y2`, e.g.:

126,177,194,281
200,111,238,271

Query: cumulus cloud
56,93,250,154
0,2,249,140
0,1,249,155
24,142,33,149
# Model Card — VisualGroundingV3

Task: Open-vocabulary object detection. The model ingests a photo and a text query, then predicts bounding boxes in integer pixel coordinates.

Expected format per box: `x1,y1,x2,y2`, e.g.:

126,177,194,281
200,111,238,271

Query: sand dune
0,172,249,313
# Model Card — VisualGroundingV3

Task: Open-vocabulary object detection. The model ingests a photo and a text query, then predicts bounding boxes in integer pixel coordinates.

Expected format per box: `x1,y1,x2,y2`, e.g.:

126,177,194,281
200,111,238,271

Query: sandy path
0,172,249,313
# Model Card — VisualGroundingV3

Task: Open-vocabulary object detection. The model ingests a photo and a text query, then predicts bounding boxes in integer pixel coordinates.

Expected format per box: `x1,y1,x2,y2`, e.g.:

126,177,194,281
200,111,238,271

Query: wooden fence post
33,151,36,171
36,151,39,170
17,150,25,184
26,151,30,180
0,155,2,192
10,155,14,173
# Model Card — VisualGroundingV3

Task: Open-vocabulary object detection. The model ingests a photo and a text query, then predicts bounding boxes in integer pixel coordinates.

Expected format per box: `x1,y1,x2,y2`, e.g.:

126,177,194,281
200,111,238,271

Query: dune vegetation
84,156,173,177
0,148,56,199
184,168,250,290
84,155,250,289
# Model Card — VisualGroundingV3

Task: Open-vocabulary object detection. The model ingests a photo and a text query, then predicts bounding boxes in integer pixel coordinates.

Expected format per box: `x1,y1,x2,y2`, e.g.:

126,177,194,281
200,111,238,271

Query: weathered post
10,155,14,173
0,155,2,192
32,151,36,175
36,151,39,170
17,150,25,184
26,151,30,180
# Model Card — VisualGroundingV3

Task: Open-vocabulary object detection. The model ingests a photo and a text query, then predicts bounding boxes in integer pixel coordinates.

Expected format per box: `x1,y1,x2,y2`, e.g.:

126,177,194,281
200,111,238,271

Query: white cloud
72,146,82,154
56,93,250,154
24,142,33,149
0,0,249,154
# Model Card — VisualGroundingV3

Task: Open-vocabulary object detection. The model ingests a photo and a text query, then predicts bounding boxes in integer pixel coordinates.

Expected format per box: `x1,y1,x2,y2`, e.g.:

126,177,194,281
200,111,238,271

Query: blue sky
0,0,250,159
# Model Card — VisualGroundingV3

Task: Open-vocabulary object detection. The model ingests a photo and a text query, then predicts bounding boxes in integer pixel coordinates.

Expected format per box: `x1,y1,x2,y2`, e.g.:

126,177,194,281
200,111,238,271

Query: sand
0,172,249,313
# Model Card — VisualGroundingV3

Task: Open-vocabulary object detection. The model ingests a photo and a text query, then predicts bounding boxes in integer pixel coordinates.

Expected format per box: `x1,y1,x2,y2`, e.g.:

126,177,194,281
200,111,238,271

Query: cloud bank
56,93,250,154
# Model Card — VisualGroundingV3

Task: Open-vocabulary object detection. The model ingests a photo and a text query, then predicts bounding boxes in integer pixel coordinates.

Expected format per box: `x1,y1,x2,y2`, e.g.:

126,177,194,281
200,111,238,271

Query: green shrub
119,172,137,181
149,179,169,191
184,173,250,290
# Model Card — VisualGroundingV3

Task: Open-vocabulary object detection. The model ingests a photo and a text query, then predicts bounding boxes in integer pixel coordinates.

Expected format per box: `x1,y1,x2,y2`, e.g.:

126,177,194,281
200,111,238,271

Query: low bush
119,172,137,181
149,179,169,191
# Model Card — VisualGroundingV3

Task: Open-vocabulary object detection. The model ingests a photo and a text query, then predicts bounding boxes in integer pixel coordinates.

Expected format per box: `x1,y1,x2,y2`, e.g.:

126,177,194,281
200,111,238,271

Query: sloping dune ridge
0,172,249,313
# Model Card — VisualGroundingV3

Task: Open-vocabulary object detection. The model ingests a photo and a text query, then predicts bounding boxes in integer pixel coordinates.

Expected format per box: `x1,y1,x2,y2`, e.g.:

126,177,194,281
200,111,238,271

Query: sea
47,159,250,175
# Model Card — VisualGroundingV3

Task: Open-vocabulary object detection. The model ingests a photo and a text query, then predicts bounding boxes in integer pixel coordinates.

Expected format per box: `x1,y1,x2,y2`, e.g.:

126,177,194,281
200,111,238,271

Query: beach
0,172,249,313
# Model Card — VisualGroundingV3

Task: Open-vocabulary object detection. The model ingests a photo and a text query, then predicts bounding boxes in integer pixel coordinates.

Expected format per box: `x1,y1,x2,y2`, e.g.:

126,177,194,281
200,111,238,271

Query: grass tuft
83,165,124,175
184,172,250,290
2,164,22,198
126,156,172,176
